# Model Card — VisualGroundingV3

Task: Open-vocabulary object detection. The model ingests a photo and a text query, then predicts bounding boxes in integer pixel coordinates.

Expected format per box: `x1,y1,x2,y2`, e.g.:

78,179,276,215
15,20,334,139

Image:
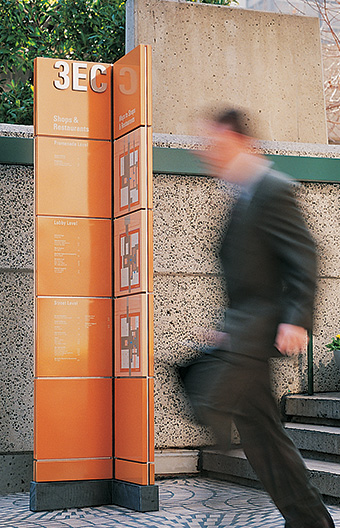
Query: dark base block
112,480,159,512
30,479,112,512
0,452,33,494
30,479,159,512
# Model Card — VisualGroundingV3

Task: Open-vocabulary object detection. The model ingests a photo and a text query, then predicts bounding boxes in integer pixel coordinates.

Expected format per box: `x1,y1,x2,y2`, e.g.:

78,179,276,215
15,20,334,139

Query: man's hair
215,108,252,137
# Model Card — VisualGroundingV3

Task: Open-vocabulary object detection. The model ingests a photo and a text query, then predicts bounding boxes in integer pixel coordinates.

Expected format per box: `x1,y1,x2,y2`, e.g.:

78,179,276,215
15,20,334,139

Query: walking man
183,109,334,528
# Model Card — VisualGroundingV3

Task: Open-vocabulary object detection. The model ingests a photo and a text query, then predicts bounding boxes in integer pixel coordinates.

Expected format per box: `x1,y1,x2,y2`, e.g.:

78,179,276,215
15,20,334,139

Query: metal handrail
307,329,314,395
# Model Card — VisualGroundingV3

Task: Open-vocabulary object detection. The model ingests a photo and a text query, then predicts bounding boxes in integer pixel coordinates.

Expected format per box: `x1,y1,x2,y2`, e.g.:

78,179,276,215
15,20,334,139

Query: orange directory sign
35,136,111,218
33,47,156,507
34,58,112,140
113,45,152,139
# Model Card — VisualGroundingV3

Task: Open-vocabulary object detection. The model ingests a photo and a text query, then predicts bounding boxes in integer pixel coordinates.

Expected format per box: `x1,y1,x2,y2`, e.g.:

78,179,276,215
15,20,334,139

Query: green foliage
187,0,234,4
326,335,340,352
0,0,126,124
0,80,34,125
0,0,235,124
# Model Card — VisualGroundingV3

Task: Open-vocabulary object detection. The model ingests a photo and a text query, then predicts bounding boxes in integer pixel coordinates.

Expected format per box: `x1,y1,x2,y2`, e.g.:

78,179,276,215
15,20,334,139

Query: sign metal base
112,479,159,512
30,479,159,512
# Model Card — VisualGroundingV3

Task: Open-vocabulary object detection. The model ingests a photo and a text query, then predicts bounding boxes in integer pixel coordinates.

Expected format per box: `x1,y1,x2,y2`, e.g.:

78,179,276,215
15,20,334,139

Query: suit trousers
182,351,334,528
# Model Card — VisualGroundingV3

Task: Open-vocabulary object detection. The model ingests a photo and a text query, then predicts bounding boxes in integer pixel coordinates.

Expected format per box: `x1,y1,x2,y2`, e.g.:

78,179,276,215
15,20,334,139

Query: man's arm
262,175,317,354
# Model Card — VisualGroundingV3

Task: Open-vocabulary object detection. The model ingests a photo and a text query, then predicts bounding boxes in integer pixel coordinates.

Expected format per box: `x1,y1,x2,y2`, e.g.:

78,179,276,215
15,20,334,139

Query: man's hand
275,323,308,356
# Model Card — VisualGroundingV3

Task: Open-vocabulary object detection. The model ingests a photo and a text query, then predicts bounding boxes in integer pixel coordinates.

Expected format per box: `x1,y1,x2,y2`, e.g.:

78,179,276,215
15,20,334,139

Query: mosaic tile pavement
1,478,340,528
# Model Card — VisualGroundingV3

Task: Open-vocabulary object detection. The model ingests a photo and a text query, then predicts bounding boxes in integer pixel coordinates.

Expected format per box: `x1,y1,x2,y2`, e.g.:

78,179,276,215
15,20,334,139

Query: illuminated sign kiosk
32,46,157,512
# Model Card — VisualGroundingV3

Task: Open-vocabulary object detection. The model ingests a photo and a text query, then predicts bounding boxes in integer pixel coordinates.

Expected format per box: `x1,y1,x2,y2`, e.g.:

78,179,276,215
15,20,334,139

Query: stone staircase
201,392,340,503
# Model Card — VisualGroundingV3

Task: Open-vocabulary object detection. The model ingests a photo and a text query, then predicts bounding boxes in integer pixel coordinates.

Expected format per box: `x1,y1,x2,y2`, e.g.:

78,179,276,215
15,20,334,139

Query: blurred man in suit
182,109,334,528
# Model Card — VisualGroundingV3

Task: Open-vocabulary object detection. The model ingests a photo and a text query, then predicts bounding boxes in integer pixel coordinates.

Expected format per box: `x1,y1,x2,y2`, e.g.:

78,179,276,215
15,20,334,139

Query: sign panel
34,58,112,140
115,378,148,463
113,45,152,139
34,458,113,483
35,378,112,460
35,136,111,218
115,459,148,487
36,217,112,297
114,377,155,486
36,297,112,377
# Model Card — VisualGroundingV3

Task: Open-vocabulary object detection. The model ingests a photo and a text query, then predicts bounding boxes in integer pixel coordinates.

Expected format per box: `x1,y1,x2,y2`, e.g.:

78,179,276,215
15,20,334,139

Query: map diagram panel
114,127,152,217
114,294,149,377
114,210,149,297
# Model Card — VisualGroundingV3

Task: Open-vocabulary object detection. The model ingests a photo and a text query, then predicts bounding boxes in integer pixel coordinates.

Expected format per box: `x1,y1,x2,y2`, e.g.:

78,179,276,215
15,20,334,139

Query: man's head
199,107,263,183
214,108,252,136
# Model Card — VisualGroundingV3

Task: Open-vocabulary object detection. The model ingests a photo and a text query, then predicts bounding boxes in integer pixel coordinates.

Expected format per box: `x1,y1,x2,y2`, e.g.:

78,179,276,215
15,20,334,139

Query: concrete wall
126,0,328,144
1,0,333,486
1,124,339,486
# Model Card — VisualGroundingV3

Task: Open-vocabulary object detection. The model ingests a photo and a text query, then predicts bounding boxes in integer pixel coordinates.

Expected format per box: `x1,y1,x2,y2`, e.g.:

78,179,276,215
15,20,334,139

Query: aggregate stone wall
152,135,340,449
0,125,34,493
1,125,339,489
126,0,328,144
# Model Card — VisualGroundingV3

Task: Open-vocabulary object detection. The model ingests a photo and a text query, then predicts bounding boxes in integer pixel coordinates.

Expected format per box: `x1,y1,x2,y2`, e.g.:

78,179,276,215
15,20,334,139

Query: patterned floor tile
0,478,339,527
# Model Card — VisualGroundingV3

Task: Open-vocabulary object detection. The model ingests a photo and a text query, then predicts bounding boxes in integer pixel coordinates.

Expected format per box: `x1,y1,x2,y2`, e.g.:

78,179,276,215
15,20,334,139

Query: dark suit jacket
219,169,317,360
